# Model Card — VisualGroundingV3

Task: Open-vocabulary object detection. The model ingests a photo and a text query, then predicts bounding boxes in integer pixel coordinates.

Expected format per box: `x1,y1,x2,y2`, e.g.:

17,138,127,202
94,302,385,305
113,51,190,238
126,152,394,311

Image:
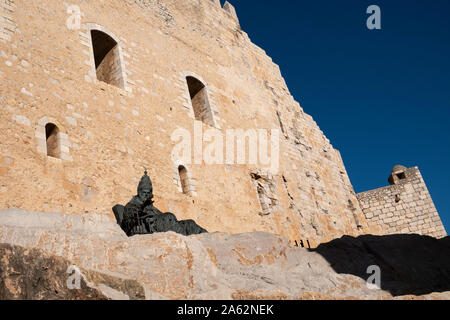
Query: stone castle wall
0,0,16,43
1,0,444,246
357,166,447,239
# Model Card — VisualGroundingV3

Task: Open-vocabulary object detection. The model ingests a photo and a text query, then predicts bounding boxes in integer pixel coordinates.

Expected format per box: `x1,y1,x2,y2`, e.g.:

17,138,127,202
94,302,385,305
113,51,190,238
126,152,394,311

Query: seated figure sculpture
113,171,207,237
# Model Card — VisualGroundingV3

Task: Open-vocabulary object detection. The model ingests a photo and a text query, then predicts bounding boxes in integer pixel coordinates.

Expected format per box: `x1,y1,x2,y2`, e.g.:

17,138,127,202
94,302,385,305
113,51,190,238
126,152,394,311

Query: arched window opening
186,76,214,126
178,165,190,195
90,30,124,89
45,123,60,159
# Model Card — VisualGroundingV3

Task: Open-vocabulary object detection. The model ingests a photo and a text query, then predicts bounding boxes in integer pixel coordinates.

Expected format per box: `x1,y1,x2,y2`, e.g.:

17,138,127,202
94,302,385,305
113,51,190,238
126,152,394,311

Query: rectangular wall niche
251,173,279,216
90,30,124,89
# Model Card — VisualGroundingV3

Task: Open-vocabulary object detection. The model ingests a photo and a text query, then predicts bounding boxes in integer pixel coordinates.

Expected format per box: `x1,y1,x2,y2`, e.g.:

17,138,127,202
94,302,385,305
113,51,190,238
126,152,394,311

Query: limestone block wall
0,0,377,246
0,0,16,43
357,167,447,239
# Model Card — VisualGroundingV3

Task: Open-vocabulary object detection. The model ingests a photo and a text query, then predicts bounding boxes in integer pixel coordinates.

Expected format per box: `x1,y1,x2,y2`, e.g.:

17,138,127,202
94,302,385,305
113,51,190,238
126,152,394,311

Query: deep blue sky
228,0,450,233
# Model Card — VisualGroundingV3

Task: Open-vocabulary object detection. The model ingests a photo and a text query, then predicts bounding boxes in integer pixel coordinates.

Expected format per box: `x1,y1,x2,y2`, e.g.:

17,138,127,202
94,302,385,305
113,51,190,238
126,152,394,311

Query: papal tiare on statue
113,171,207,237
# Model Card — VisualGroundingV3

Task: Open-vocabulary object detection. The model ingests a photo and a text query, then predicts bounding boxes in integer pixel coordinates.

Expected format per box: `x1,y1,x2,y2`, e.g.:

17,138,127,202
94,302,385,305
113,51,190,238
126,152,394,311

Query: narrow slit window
90,30,124,89
179,165,190,195
186,76,214,126
45,123,60,159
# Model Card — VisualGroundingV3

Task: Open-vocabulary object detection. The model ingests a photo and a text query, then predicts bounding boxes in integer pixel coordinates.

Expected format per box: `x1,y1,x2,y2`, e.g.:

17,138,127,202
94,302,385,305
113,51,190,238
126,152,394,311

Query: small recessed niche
178,165,190,195
45,123,60,159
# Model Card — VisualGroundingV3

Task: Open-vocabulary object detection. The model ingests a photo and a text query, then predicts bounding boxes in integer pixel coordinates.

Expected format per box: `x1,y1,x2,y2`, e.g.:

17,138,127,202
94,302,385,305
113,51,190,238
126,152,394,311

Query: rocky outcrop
0,208,449,300
0,243,145,300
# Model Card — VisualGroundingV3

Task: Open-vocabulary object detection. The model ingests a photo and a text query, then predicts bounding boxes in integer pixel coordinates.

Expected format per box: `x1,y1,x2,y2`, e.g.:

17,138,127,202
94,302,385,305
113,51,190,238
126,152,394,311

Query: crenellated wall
357,166,447,239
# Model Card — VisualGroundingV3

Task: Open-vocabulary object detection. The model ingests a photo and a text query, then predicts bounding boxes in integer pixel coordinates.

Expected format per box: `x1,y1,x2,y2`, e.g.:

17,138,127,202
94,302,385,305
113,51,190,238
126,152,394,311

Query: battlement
357,166,447,239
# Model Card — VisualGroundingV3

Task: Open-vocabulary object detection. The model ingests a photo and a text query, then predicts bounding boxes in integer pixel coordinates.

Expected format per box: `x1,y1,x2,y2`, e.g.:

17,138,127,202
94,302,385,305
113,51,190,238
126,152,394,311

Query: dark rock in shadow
313,234,450,296
0,243,146,300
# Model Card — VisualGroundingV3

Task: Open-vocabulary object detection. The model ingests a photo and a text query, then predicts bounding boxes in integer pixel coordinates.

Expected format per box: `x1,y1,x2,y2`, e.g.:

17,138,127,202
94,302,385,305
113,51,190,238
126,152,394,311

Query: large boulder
0,208,449,300
0,243,145,300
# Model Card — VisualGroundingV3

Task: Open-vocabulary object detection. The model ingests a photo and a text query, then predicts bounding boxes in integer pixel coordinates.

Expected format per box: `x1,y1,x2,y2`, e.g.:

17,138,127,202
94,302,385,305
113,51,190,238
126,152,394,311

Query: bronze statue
113,171,207,237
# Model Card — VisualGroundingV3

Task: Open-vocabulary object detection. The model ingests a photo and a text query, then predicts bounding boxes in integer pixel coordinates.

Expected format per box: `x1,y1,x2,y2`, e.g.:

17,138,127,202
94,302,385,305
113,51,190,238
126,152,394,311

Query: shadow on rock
0,243,146,300
313,234,450,296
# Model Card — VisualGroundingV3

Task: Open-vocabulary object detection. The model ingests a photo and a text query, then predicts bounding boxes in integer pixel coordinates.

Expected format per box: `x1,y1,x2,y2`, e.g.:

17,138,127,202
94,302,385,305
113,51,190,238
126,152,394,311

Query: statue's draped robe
122,196,157,236
122,196,207,237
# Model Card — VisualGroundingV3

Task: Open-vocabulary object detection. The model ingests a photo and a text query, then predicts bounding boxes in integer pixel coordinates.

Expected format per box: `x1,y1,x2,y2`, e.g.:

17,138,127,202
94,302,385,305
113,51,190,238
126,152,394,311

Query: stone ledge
1,209,449,300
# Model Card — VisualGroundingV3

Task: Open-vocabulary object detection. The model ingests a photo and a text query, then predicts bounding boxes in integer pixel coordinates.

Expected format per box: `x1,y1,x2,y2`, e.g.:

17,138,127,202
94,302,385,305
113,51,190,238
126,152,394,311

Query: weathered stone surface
0,243,145,300
357,166,447,238
1,209,449,300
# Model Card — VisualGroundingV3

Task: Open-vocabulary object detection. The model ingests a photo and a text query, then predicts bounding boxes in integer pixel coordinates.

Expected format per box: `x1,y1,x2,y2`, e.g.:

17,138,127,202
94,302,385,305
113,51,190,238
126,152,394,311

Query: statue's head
137,170,153,202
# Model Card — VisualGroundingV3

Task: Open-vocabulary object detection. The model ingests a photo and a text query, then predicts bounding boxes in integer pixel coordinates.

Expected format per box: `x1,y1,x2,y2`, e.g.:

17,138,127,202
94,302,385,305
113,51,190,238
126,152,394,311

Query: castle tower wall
357,167,447,239
0,0,378,245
